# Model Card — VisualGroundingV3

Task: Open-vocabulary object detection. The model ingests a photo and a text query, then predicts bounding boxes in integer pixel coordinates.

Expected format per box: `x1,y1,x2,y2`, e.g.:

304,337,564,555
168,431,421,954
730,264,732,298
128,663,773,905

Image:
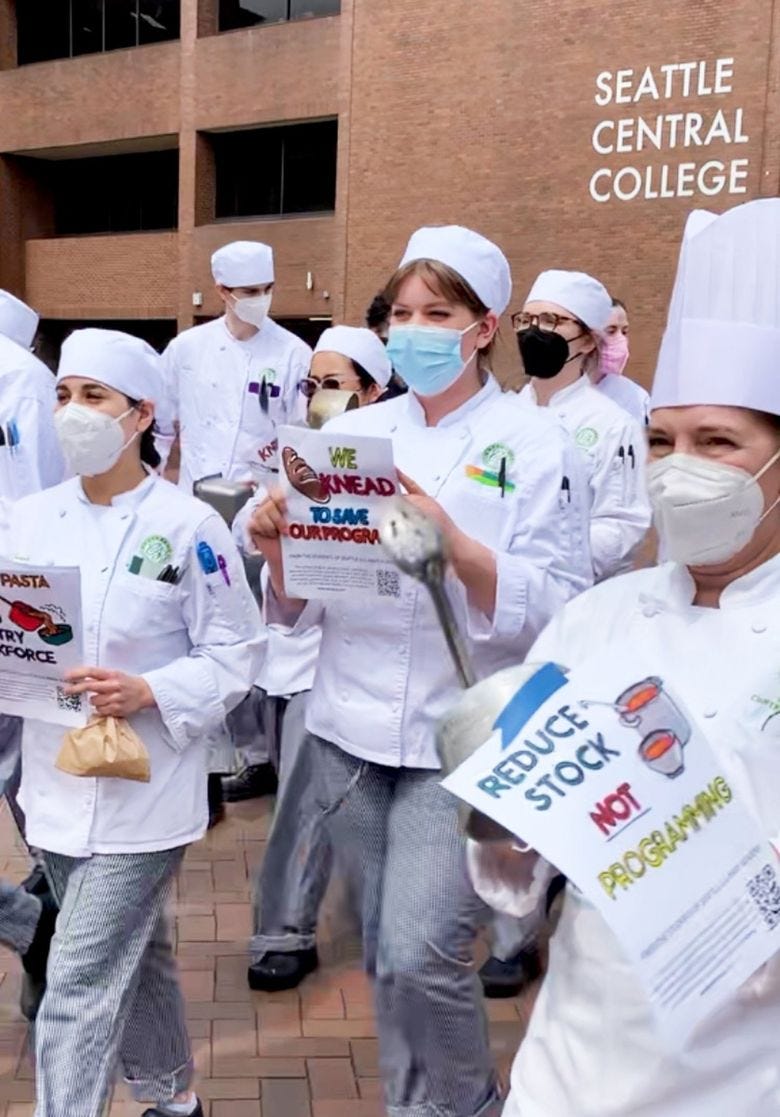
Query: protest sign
0,561,86,727
443,656,780,1041
277,425,400,599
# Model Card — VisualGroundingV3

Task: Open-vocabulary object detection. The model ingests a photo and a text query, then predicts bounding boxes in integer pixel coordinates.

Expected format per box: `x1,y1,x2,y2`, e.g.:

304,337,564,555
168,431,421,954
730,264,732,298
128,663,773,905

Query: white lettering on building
589,58,750,203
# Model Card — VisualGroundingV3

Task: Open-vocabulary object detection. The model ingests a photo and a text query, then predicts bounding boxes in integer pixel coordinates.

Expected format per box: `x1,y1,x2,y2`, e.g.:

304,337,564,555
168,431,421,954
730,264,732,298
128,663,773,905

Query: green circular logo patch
575,427,599,449
140,535,172,564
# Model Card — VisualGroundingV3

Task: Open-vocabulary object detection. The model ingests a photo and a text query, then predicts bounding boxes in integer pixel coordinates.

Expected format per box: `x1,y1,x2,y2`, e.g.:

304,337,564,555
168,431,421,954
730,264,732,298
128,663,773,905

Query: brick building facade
0,0,778,384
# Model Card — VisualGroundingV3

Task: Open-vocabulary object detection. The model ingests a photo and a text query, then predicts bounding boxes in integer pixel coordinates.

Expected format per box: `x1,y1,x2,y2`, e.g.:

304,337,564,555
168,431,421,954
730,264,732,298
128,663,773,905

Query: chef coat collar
405,374,500,428
653,551,780,611
220,314,270,348
525,375,589,408
76,469,157,509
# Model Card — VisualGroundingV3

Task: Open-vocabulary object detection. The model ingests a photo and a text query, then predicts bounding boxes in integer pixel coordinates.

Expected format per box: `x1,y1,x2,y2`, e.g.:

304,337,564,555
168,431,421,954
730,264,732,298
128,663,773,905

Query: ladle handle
426,581,477,689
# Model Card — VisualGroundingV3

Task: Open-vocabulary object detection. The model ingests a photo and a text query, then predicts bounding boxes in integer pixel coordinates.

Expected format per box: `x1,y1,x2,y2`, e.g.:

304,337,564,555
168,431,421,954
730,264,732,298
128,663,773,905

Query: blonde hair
385,259,497,368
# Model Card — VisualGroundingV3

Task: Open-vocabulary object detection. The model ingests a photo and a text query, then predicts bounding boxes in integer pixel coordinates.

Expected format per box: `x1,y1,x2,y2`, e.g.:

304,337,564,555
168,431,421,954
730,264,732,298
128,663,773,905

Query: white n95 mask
647,450,780,566
232,292,272,329
54,403,137,477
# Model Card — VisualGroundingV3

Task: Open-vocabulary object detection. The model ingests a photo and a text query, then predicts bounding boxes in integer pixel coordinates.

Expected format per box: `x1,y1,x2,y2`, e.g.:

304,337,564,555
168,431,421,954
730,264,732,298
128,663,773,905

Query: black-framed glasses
511,311,580,333
299,376,362,399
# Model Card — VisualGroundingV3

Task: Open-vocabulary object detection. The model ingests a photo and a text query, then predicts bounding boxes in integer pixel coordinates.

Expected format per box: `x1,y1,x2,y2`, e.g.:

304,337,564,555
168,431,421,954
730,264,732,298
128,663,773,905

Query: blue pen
7,421,18,453
196,541,218,574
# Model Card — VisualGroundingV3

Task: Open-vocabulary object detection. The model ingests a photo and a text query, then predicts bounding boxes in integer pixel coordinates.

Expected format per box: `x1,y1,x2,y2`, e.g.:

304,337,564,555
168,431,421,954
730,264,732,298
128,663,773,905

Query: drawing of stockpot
638,729,685,778
615,677,691,747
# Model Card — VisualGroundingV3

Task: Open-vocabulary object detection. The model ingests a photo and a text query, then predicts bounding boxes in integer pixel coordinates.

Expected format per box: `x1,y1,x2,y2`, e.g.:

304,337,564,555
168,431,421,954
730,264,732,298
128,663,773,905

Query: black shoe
20,868,59,1021
479,946,542,999
248,947,318,992
141,1100,203,1117
207,772,225,829
222,763,278,803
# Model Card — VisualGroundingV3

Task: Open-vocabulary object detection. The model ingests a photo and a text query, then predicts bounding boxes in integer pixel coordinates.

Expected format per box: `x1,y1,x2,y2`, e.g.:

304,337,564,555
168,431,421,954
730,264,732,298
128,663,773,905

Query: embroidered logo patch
139,535,172,564
575,426,599,449
481,442,515,471
261,368,277,384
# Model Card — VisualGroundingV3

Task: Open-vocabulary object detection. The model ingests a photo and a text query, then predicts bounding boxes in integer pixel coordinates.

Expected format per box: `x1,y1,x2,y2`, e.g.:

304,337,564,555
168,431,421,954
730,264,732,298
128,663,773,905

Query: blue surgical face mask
386,322,479,397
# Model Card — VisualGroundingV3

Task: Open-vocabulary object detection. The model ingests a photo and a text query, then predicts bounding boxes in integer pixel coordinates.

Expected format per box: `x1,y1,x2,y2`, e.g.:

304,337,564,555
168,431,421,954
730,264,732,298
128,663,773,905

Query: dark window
16,0,179,65
48,150,179,235
105,0,140,51
212,120,337,219
218,0,338,32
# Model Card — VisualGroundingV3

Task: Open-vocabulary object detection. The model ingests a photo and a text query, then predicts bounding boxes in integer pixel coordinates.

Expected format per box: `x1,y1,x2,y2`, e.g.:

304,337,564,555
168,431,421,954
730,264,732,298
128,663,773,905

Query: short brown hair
385,259,497,367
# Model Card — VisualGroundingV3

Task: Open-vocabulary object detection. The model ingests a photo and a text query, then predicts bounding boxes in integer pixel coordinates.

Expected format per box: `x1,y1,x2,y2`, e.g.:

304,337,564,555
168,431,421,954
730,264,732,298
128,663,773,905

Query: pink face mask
599,333,629,377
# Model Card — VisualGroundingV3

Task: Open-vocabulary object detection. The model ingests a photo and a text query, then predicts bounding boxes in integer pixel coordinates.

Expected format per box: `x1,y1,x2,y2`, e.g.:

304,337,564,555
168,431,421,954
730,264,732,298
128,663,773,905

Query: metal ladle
379,500,541,841
378,500,476,688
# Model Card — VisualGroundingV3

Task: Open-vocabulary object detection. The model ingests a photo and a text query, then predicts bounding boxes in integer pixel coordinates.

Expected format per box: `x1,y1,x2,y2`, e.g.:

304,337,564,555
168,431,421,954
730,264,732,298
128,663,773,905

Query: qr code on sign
747,864,780,929
55,687,83,715
377,568,400,598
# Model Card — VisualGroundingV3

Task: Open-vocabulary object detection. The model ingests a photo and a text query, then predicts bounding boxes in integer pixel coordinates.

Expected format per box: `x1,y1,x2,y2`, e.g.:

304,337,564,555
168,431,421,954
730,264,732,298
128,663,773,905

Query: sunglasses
299,377,361,399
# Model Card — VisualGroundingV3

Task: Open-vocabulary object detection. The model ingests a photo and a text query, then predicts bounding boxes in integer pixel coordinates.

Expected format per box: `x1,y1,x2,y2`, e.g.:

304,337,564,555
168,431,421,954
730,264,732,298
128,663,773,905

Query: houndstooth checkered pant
313,734,503,1117
34,847,192,1117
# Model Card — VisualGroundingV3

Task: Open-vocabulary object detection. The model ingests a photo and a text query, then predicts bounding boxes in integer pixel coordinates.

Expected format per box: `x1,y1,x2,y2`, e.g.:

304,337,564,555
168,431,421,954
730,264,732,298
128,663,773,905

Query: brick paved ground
0,798,537,1116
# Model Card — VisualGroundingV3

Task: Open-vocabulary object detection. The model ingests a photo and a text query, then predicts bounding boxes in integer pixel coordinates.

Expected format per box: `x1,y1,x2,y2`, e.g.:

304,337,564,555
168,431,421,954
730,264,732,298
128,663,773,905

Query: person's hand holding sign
397,470,497,620
63,668,155,718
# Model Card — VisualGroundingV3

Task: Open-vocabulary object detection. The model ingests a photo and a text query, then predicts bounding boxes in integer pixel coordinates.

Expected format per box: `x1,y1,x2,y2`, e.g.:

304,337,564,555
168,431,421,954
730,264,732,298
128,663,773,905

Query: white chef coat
232,499,319,698
157,316,310,493
470,555,780,1117
518,376,651,580
6,472,264,858
269,376,593,769
0,333,64,500
596,371,650,426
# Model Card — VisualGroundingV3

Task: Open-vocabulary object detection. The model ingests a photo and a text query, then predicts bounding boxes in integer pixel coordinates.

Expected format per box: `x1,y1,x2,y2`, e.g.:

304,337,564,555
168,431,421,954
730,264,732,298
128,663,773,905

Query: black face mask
517,326,572,379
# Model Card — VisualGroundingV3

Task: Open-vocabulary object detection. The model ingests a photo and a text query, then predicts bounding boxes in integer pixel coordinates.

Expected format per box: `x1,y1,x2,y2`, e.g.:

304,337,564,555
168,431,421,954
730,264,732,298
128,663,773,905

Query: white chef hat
399,225,513,316
57,328,162,404
652,199,780,416
0,290,39,349
211,241,274,287
314,325,392,388
525,270,612,331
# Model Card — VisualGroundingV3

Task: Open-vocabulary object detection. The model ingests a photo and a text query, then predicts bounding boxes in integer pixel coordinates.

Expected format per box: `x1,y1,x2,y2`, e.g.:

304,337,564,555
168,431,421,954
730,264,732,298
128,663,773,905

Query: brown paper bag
56,717,151,783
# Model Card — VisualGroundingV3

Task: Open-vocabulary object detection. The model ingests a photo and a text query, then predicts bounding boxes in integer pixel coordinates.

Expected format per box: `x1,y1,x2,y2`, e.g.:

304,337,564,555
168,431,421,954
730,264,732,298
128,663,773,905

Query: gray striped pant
313,735,502,1117
35,847,192,1117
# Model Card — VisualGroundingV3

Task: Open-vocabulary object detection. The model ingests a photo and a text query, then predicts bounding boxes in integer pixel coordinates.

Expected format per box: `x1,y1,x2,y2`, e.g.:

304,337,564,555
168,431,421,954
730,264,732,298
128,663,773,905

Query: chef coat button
211,382,218,388
101,567,108,574
642,606,657,618
59,510,66,518
752,623,767,634
702,709,718,719
341,691,349,703
459,430,468,440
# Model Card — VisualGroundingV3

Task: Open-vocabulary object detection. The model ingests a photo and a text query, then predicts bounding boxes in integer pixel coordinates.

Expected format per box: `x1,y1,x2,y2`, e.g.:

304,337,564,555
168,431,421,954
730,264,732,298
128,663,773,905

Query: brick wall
0,0,776,384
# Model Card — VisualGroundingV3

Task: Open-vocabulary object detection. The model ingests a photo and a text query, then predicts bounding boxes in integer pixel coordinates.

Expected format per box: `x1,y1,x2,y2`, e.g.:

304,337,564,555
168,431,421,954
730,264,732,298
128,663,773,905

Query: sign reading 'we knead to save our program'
278,425,402,601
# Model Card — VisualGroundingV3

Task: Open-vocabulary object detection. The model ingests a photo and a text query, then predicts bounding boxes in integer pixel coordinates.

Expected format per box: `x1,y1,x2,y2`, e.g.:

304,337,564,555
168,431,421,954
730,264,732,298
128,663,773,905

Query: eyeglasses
511,311,580,333
299,376,362,399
